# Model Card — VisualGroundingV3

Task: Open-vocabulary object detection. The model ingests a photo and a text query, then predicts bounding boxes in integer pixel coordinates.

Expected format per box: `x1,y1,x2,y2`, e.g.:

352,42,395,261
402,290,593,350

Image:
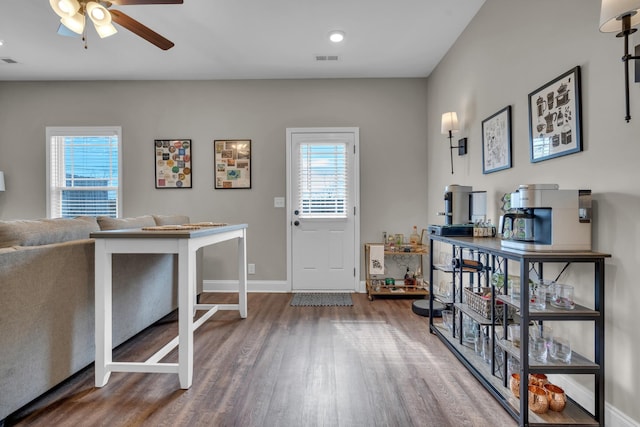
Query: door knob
294,220,300,226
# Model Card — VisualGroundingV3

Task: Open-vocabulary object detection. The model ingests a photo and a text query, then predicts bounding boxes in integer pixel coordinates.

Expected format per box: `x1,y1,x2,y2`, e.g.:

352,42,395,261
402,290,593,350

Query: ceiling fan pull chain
81,3,89,49
83,26,88,49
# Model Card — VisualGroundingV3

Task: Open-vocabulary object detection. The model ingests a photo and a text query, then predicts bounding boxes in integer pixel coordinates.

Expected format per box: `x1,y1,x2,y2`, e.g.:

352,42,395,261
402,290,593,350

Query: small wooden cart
364,243,430,301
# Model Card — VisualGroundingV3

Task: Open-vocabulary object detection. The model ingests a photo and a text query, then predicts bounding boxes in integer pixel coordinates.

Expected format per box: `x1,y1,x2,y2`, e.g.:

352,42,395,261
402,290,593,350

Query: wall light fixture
441,112,467,174
600,0,640,122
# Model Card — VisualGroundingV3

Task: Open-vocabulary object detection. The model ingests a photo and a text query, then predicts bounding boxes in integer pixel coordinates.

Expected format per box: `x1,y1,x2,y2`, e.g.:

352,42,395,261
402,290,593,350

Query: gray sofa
0,214,191,422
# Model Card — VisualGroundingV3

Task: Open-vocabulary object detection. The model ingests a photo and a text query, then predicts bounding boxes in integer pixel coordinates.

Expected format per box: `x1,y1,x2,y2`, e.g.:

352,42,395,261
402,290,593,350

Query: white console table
91,224,248,389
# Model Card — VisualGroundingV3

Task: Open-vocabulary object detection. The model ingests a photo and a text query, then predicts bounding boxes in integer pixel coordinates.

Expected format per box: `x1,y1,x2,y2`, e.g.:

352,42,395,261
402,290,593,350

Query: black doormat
290,293,353,307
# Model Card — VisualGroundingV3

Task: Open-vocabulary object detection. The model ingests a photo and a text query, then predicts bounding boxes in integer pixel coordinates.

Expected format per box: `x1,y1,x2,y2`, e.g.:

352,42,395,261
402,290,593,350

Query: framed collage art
154,139,192,188
214,139,252,189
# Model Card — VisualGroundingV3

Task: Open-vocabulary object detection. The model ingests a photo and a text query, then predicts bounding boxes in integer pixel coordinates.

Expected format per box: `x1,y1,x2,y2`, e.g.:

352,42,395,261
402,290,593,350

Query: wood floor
6,293,516,427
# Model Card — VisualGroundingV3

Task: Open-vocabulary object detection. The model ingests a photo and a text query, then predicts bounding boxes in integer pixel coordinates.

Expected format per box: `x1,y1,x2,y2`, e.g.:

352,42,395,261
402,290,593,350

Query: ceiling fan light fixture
86,2,112,26
61,13,86,35
50,0,80,18
95,22,118,38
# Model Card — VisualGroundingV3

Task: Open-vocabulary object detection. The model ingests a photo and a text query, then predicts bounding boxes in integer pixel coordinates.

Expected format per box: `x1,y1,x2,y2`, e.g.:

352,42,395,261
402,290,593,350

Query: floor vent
1,58,18,64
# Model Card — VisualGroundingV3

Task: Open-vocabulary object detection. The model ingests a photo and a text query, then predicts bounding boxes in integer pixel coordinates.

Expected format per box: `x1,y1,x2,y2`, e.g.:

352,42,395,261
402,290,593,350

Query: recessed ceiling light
0,40,5,47
329,31,345,43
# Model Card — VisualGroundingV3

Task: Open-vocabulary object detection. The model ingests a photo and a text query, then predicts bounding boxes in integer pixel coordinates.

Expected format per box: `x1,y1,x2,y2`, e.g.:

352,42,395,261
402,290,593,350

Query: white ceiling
0,0,484,81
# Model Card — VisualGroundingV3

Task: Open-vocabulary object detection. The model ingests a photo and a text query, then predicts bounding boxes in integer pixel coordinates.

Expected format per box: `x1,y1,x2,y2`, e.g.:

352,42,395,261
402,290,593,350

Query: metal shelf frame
428,235,610,427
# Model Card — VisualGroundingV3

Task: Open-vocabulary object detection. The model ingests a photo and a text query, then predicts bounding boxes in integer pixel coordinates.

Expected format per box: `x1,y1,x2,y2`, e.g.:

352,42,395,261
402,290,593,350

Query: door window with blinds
297,142,349,218
46,126,122,218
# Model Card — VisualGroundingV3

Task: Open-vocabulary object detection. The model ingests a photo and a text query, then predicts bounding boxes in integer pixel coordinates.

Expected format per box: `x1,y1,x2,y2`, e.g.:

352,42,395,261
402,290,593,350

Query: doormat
290,293,353,307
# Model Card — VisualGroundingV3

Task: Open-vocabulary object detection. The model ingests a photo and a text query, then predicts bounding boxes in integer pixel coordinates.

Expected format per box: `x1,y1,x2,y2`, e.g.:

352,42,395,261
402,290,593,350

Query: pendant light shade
86,1,118,38
50,0,80,18
61,12,85,35
599,0,640,32
95,23,118,38
86,2,112,26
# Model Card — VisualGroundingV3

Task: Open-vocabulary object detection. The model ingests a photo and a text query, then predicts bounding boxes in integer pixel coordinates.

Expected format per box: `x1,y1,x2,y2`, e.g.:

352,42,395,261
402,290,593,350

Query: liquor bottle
409,225,420,245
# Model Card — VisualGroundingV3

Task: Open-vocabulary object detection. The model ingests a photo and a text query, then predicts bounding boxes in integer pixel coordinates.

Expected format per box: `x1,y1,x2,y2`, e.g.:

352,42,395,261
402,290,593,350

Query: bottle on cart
410,225,420,245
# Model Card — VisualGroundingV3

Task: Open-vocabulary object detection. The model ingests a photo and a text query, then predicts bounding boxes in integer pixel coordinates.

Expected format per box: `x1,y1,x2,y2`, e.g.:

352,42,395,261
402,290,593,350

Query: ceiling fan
49,0,183,50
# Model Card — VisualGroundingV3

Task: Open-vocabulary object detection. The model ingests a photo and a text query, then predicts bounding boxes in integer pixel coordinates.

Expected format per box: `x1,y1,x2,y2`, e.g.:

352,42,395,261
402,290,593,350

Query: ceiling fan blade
109,0,183,5
110,9,175,50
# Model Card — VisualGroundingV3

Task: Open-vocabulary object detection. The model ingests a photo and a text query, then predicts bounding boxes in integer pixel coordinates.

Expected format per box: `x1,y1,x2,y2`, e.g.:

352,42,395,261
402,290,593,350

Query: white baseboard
548,375,639,427
203,279,290,293
204,280,369,294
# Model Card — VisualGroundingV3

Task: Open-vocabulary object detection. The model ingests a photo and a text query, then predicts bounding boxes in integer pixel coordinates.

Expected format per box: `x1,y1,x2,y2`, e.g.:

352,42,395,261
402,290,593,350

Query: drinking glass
462,316,478,345
529,284,547,310
551,284,575,309
550,337,572,363
529,337,549,363
529,325,552,363
508,278,521,301
508,324,521,348
481,333,492,364
442,310,453,333
507,356,520,379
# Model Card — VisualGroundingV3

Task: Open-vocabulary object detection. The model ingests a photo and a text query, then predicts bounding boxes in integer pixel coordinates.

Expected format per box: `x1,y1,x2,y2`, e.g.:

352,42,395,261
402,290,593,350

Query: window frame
46,126,122,219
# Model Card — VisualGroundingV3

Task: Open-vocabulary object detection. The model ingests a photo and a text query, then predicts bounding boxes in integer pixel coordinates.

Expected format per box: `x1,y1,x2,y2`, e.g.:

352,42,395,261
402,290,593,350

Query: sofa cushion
97,215,156,231
0,217,99,248
153,214,190,226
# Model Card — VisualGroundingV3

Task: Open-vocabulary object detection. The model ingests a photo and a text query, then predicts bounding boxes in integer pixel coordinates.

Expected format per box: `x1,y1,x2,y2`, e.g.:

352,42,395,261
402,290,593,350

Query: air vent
315,55,339,61
1,58,18,64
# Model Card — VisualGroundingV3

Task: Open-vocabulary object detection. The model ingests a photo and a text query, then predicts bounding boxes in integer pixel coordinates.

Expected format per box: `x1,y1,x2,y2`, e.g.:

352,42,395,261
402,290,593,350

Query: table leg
238,229,247,318
94,240,112,387
178,240,194,389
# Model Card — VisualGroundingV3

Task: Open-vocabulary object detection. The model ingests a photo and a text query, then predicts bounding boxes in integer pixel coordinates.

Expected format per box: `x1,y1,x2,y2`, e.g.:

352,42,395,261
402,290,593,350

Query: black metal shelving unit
428,235,610,427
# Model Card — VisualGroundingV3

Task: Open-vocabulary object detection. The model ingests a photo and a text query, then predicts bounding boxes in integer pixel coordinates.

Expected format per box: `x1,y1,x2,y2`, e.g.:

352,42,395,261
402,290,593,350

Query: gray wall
427,0,639,423
0,79,429,281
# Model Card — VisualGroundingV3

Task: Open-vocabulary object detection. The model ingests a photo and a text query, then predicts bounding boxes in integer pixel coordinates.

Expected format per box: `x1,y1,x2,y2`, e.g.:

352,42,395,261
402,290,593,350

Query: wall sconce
0,171,5,192
441,112,467,174
600,0,640,122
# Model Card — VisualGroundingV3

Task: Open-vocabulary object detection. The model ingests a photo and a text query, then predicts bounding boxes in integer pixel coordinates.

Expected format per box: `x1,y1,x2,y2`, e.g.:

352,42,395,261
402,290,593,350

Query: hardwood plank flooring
5,293,516,427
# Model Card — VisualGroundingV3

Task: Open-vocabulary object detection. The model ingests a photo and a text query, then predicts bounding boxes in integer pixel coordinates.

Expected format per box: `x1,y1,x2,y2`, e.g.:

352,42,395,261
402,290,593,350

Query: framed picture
154,139,192,188
481,105,512,174
214,139,251,189
528,66,582,163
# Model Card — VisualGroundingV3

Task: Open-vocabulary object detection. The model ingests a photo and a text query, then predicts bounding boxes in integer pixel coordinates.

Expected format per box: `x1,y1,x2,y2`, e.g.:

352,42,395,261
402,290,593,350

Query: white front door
286,128,359,292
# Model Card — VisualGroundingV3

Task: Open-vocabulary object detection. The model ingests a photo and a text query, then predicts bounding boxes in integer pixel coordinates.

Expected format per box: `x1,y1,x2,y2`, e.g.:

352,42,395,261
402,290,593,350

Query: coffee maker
443,185,473,225
440,184,487,225
500,184,592,251
429,185,487,236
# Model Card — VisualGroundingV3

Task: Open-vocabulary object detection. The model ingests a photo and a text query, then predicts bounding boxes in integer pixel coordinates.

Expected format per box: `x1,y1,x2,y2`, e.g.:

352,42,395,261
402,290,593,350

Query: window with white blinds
46,127,122,219
298,142,348,218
